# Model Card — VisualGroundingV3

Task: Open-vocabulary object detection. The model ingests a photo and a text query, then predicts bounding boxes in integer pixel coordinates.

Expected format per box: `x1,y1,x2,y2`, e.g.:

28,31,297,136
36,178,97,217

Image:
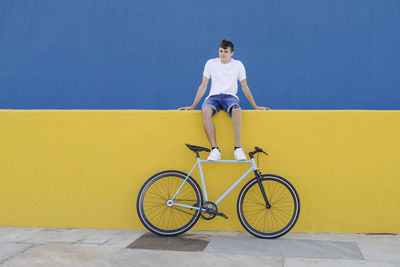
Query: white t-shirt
203,58,246,98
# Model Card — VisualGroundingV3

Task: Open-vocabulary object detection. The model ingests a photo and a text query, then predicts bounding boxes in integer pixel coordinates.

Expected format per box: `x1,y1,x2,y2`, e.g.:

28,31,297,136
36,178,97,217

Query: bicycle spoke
170,206,195,216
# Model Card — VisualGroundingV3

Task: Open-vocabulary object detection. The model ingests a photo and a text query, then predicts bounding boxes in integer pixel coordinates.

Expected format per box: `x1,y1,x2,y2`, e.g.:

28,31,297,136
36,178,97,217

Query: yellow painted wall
1,110,399,233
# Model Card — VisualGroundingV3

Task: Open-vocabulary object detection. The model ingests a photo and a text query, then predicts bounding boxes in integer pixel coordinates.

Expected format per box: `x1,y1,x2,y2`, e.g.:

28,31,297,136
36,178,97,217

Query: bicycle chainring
200,201,218,220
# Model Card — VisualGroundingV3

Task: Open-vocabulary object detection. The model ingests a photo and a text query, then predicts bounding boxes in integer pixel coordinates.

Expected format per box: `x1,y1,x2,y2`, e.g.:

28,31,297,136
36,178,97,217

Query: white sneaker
207,148,221,161
234,147,247,161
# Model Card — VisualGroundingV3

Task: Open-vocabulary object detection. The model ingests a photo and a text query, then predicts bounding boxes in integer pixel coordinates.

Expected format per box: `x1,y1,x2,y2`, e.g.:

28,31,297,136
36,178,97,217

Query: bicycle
137,144,300,239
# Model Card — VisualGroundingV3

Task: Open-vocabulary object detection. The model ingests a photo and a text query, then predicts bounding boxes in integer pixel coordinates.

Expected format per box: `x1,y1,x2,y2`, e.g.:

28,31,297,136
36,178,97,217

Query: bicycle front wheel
237,174,300,239
137,170,203,236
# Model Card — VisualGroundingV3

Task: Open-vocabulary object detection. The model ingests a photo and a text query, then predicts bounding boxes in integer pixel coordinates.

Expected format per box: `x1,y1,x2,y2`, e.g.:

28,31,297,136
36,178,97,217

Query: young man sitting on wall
179,39,269,161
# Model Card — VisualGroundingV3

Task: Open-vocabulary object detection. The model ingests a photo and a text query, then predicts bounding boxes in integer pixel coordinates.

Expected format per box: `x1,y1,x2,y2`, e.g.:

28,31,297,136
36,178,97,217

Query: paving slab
187,230,240,237
0,243,33,263
357,240,400,263
284,257,399,267
21,228,71,243
100,230,145,248
285,233,400,244
0,228,43,243
100,249,284,267
45,228,97,243
127,232,212,252
204,235,364,260
2,244,119,267
75,229,128,245
0,228,19,237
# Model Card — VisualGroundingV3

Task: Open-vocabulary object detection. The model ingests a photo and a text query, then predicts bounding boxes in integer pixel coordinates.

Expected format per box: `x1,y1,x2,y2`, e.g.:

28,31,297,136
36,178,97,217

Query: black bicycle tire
237,174,300,239
137,170,203,236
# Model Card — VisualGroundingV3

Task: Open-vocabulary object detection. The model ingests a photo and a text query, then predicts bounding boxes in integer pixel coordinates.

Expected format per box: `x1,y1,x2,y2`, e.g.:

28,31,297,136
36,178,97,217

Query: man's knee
202,107,214,118
231,106,241,115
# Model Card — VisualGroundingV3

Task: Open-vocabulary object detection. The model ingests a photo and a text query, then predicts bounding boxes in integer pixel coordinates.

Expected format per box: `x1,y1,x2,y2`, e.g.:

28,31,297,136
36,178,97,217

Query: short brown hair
219,39,234,52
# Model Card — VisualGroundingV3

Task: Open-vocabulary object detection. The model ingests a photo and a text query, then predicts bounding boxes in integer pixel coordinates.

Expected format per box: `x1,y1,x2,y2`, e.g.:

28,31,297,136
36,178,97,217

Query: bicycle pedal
218,212,228,219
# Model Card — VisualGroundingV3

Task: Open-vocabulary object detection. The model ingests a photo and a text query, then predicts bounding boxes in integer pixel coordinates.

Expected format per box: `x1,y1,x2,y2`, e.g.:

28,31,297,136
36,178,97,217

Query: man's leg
202,107,217,147
231,107,242,147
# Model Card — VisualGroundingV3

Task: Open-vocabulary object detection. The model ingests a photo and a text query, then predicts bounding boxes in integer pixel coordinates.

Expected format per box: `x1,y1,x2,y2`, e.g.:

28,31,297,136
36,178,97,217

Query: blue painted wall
0,0,399,109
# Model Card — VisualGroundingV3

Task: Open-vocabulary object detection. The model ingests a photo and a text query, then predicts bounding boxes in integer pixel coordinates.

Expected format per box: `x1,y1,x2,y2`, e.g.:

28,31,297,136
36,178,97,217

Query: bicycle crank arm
208,210,228,219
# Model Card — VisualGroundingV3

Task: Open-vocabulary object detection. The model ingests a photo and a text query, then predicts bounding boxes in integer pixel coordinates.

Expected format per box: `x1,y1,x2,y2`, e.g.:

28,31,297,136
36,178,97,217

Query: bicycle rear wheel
137,170,203,236
237,174,300,238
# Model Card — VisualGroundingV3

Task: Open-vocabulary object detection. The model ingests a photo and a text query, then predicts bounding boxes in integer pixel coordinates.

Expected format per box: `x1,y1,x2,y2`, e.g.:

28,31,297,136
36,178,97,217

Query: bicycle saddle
185,144,210,153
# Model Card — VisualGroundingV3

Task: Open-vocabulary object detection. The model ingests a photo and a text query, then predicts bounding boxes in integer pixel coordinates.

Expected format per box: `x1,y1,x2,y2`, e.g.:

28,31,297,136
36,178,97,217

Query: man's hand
178,106,194,110
255,106,270,110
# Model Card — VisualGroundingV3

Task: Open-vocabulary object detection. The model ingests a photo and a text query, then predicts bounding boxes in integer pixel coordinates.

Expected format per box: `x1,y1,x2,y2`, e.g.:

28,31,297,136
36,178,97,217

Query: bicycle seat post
185,144,210,159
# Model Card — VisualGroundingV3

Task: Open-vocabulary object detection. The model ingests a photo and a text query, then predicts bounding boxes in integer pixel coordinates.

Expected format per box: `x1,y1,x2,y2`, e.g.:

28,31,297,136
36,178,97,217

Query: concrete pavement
0,227,399,266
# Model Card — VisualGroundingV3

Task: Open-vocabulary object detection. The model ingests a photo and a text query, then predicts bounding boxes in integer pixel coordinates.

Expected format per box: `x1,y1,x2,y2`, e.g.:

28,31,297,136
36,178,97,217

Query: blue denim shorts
201,94,241,117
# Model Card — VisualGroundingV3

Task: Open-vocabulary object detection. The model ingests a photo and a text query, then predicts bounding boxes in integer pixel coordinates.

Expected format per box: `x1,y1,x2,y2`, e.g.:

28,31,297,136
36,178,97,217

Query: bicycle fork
254,170,272,209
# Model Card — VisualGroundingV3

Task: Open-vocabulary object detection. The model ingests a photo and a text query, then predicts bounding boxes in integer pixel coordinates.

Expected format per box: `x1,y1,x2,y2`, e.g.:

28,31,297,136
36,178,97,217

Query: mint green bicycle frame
170,158,258,211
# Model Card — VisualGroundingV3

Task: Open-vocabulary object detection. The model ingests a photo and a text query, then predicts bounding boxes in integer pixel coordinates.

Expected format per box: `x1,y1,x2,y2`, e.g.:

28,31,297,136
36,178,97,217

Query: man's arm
240,79,270,110
179,76,210,110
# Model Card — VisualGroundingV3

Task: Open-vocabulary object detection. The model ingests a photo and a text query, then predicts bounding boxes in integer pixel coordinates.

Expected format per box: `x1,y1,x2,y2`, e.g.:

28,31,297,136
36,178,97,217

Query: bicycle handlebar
248,147,268,159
